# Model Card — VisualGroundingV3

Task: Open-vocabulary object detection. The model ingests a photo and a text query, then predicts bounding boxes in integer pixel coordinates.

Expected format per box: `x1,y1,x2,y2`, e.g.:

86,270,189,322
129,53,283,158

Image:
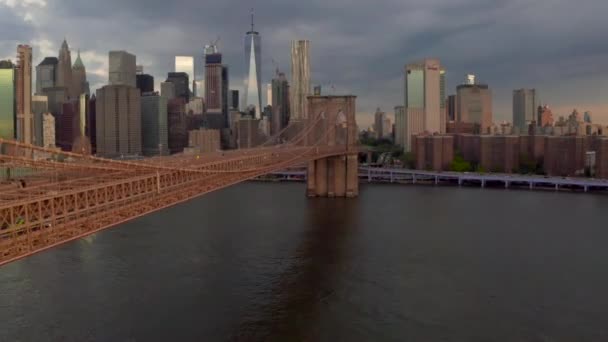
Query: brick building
412,134,454,171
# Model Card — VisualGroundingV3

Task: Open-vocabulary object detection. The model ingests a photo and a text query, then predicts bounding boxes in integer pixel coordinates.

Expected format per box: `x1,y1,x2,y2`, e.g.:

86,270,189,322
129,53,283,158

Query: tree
450,153,472,172
401,152,416,169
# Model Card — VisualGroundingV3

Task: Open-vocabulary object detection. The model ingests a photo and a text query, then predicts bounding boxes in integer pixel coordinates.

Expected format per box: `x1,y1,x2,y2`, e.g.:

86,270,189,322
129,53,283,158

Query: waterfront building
412,134,454,171
290,40,311,121
141,94,169,156
0,60,15,140
109,51,136,88
16,45,33,144
513,89,537,133
243,11,262,117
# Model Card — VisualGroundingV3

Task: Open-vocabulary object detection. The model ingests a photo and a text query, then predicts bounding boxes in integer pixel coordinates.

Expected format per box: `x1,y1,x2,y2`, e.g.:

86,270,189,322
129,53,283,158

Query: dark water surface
1,183,607,341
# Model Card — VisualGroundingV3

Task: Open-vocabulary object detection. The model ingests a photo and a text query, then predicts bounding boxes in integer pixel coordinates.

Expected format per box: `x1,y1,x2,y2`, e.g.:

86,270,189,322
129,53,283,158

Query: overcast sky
1,0,607,127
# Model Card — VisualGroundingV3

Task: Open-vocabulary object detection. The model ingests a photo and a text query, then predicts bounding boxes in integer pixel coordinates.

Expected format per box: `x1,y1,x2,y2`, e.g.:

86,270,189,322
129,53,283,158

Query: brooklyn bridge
0,96,359,266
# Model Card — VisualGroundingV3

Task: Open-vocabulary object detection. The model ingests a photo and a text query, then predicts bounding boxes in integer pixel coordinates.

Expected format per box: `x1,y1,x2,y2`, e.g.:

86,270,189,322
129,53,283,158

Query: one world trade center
244,10,262,117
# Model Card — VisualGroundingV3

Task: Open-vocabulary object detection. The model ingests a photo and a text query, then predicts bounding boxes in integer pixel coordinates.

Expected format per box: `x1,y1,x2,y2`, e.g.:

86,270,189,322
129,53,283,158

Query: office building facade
403,58,446,151
290,40,311,121
36,57,58,94
95,85,142,157
109,51,136,88
136,73,154,94
271,72,290,135
0,60,15,140
394,106,406,148
16,45,33,144
57,40,74,98
167,72,189,102
141,94,169,156
513,89,537,133
32,95,48,146
175,56,195,95
456,83,492,134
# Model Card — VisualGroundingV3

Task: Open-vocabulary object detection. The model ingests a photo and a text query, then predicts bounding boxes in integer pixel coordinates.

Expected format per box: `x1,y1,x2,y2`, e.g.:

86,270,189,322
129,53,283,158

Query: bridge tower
305,95,358,198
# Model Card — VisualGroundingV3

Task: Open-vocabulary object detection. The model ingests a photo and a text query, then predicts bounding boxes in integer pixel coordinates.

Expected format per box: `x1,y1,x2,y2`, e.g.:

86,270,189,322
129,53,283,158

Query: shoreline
252,168,608,195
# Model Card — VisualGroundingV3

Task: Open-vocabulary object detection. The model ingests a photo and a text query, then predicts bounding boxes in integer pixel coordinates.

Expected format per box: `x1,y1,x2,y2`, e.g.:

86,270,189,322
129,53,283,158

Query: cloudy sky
1,0,607,127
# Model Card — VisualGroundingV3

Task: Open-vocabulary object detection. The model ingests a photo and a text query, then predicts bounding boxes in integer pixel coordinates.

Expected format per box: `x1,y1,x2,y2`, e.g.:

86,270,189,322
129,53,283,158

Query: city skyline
1,0,608,127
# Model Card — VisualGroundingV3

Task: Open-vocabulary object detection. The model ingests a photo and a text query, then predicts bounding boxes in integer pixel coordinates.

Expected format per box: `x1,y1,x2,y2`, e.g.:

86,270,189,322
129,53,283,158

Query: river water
1,183,607,341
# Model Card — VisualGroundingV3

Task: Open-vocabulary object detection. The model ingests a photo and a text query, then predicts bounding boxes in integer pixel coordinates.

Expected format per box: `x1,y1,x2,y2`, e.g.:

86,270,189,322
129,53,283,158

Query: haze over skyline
1,0,607,127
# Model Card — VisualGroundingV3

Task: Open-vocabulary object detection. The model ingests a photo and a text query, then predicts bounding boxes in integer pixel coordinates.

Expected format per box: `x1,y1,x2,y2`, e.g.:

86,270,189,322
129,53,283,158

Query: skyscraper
290,40,311,121
175,56,195,95
374,108,387,139
166,72,190,102
141,94,169,156
402,59,445,151
35,57,58,94
513,89,537,133
16,45,33,144
394,106,406,148
229,89,240,111
446,95,456,122
456,79,493,134
109,51,136,87
266,83,272,107
271,72,290,135
95,85,141,157
0,60,15,140
160,82,175,100
204,48,228,128
72,50,89,97
57,40,74,98
244,11,262,116
136,73,154,94
32,95,48,146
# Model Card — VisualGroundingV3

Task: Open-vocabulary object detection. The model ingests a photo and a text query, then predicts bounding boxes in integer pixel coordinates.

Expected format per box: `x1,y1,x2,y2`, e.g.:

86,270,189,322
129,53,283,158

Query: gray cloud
2,0,608,126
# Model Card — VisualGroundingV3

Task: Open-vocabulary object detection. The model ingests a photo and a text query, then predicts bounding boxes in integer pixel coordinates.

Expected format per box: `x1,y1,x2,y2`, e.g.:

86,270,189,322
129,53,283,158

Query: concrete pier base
307,154,358,198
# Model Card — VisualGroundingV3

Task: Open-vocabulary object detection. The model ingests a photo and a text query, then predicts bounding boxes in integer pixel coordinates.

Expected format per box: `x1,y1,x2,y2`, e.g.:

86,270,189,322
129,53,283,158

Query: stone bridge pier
305,95,359,198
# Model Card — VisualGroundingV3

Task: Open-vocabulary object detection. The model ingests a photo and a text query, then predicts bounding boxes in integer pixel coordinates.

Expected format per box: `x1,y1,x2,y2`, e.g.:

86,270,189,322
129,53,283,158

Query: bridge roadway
0,144,354,266
261,167,608,192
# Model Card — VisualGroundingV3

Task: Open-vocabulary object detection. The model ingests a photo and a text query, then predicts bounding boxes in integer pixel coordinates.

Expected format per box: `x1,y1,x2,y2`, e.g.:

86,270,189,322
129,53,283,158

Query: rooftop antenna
250,8,255,32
